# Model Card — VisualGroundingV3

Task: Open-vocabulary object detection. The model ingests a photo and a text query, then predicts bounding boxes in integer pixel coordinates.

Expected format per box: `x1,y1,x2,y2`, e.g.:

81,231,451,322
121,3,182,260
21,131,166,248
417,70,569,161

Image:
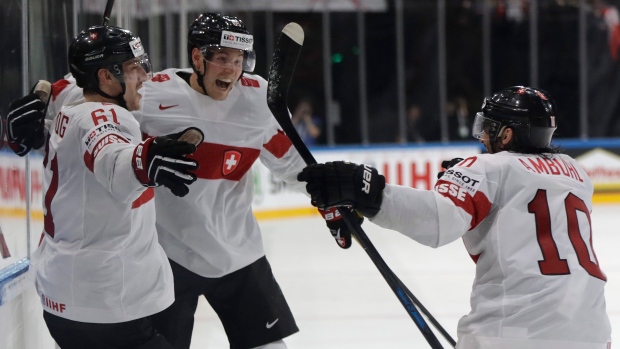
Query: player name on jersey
518,156,584,182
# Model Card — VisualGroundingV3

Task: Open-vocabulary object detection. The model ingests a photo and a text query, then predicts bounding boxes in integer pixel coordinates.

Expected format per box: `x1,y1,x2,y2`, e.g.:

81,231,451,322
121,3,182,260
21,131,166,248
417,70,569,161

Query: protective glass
200,45,256,72
472,112,502,140
108,53,153,82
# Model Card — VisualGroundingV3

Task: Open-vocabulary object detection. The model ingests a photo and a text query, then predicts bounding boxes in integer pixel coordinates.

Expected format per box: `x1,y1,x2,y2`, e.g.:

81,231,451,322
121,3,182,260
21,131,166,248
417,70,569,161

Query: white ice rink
188,204,620,349
2,203,617,348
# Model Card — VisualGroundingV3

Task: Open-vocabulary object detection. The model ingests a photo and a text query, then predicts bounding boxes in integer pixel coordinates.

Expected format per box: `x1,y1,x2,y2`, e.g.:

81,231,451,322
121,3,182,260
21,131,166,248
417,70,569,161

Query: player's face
121,55,152,111
479,130,495,154
202,48,244,100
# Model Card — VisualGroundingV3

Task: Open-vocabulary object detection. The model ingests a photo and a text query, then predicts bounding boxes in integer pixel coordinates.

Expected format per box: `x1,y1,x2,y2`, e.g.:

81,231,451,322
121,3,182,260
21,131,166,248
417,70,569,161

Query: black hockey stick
267,22,452,349
102,0,115,25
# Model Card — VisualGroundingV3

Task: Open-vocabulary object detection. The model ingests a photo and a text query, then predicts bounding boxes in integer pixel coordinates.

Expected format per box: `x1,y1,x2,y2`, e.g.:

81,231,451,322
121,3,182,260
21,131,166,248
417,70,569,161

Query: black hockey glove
132,128,203,197
437,157,464,179
5,92,48,156
298,161,386,218
318,207,364,249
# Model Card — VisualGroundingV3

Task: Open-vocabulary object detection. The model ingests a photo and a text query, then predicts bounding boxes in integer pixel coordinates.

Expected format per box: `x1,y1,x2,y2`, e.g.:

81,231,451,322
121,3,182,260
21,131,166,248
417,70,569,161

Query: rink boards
2,139,620,301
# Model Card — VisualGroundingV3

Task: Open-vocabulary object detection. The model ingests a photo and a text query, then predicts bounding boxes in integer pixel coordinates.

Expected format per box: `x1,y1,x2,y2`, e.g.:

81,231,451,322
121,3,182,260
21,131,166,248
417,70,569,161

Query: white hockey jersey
33,100,174,323
372,151,611,349
132,69,307,277
42,71,307,278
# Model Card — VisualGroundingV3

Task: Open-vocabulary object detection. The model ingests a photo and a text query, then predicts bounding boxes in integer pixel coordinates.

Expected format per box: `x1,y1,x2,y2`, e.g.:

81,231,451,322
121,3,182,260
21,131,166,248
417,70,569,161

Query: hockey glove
318,207,364,249
298,161,386,218
132,128,202,197
437,157,464,179
5,88,49,156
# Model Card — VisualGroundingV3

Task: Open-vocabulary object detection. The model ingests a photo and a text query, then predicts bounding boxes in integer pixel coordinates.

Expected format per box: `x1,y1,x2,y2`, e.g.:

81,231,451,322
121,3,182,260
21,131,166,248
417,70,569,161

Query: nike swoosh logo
159,103,178,110
266,318,279,329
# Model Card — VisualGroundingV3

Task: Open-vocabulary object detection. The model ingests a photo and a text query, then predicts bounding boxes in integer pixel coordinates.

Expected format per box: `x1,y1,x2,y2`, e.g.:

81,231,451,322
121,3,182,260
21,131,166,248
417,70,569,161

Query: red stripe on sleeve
83,152,94,172
469,253,481,264
263,129,293,159
435,179,492,230
132,188,154,208
51,79,71,102
82,134,129,173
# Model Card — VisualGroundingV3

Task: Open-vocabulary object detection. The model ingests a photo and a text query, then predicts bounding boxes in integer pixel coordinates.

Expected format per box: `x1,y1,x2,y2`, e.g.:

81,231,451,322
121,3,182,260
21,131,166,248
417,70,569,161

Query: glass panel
0,0,27,272
586,0,620,138
401,0,440,143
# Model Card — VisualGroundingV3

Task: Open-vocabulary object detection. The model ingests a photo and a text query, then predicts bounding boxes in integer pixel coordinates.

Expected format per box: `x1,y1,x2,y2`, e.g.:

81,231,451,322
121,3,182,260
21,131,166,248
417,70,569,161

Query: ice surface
190,204,620,348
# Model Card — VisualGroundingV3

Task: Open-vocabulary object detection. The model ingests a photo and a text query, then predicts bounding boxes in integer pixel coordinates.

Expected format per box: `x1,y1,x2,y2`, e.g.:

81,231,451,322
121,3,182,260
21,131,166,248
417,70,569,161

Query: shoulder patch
83,123,129,159
440,168,484,195
152,74,170,82
240,77,260,88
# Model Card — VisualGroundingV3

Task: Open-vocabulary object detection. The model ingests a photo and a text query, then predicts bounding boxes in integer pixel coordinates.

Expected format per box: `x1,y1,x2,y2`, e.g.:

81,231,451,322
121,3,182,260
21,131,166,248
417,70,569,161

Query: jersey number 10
528,189,606,281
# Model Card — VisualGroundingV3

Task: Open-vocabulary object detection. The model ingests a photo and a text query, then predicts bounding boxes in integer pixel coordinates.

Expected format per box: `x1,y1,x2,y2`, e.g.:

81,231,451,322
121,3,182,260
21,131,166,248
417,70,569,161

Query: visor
108,53,153,82
200,45,256,72
472,112,502,140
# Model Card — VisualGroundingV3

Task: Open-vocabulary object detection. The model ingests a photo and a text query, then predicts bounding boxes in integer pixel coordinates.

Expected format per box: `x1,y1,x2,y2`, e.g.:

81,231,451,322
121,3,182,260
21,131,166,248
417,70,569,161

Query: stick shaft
266,23,450,349
102,0,115,25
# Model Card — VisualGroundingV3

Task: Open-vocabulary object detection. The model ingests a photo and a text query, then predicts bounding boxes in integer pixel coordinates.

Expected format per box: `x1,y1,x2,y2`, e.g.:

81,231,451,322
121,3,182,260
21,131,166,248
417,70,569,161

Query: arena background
1,1,620,348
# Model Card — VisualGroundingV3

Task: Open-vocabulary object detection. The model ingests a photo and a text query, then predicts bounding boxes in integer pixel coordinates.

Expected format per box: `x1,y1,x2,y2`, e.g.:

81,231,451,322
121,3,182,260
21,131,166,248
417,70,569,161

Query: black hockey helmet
187,12,256,73
69,25,151,91
472,86,557,149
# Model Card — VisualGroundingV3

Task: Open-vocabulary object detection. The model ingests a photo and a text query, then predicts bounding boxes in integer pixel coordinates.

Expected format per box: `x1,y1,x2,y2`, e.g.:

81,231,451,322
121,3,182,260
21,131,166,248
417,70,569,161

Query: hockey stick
267,22,452,349
102,0,115,25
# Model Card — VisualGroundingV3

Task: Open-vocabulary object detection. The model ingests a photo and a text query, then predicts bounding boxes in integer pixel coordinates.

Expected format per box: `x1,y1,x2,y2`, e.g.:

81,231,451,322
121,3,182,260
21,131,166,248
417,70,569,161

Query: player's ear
100,68,120,86
191,48,203,69
500,127,513,146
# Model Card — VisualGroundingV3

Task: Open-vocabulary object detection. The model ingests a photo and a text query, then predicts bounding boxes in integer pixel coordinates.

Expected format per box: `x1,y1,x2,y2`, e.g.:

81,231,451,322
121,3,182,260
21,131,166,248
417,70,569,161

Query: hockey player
5,13,359,349
34,25,200,349
298,86,612,349
132,13,306,349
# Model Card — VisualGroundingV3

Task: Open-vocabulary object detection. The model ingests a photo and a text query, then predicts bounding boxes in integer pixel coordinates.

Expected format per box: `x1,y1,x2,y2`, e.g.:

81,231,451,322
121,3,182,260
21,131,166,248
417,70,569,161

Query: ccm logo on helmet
362,164,373,194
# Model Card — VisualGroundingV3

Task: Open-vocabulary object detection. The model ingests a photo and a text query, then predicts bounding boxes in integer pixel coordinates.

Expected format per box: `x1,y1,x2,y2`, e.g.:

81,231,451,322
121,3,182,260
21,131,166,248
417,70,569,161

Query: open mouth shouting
215,78,232,90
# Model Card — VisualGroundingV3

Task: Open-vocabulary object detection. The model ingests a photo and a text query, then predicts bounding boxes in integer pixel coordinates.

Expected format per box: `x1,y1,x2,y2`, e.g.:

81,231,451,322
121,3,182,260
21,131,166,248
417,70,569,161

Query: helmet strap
190,56,209,96
95,83,127,109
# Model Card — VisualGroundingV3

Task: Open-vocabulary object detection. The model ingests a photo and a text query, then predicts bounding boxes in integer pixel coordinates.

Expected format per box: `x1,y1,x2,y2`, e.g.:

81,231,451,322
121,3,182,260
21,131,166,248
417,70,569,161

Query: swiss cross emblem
89,32,98,40
223,150,241,175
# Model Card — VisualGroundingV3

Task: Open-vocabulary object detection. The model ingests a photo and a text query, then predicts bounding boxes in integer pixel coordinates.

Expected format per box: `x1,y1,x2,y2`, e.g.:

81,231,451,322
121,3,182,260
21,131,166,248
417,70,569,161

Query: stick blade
267,22,304,112
267,22,317,164
282,22,304,46
34,80,52,103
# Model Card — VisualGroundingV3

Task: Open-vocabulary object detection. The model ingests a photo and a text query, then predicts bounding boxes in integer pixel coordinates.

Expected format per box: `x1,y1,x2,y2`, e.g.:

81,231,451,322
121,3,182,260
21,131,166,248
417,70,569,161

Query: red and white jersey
372,151,611,349
132,68,306,277
43,74,83,125
33,100,174,323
